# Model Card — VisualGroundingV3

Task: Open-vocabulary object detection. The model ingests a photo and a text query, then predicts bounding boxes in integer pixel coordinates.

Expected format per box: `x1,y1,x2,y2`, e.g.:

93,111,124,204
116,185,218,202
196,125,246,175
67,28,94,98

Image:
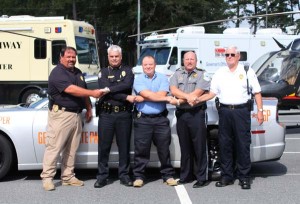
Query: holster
247,98,254,111
215,97,221,110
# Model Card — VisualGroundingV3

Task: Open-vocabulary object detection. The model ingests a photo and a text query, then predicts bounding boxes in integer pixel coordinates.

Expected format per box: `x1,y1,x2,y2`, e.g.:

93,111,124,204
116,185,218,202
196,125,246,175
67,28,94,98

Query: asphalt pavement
0,127,300,204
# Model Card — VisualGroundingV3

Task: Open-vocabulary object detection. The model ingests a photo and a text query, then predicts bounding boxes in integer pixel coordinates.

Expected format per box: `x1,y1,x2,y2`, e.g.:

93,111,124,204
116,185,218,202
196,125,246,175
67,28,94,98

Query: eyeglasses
225,53,236,57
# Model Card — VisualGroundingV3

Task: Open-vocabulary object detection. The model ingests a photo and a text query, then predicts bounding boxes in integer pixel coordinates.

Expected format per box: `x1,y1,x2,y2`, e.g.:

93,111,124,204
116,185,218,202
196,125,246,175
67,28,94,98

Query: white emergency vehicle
133,26,299,77
0,15,100,104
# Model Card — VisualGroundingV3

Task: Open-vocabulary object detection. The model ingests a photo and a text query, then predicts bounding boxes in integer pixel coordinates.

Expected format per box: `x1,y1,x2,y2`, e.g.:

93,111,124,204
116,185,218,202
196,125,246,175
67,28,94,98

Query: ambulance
0,15,100,104
133,26,299,77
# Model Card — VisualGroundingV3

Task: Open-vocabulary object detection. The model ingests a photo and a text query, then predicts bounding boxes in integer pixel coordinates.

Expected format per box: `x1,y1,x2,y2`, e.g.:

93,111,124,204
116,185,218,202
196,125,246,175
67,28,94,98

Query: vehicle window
34,39,47,59
252,52,274,72
52,40,67,65
86,80,98,90
75,36,98,65
169,47,178,65
137,47,171,65
256,51,300,85
239,51,247,61
280,53,300,85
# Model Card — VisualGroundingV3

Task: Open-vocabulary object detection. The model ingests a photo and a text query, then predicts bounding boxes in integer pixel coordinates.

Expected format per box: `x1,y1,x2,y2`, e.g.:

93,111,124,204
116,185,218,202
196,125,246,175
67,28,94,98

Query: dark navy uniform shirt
48,63,86,109
98,65,134,106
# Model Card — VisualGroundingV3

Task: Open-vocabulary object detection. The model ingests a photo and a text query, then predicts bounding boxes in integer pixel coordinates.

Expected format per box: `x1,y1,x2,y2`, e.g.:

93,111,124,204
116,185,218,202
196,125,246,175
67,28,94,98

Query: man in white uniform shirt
197,46,263,189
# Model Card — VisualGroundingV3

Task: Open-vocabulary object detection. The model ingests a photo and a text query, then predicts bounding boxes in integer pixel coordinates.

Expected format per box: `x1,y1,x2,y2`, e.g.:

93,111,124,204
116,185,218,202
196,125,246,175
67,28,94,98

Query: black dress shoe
120,177,133,187
193,180,210,188
94,179,107,188
215,179,234,187
177,179,194,185
239,180,251,189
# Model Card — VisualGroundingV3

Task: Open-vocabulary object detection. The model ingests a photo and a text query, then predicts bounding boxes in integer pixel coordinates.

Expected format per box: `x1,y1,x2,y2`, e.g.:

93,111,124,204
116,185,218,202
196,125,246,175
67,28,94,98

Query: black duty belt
137,109,168,118
220,103,248,109
50,104,82,113
100,103,132,113
177,104,206,113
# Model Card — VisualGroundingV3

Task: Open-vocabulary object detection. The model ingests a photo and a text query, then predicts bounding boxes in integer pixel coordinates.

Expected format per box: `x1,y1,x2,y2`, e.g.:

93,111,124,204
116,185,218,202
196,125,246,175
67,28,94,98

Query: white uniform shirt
210,64,261,104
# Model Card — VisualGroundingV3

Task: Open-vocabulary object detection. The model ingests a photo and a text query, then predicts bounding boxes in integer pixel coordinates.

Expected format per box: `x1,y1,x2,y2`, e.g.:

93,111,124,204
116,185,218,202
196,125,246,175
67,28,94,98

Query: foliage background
1,0,300,66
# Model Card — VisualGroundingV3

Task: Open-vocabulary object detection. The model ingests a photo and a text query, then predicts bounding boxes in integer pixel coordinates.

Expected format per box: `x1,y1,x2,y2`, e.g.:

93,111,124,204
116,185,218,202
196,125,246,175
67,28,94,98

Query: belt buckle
53,104,59,112
114,106,119,112
137,112,141,118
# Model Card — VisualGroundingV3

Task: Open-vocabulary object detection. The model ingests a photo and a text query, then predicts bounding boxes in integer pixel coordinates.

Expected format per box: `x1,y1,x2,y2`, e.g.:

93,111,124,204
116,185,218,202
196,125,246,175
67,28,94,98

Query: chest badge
121,71,126,77
193,73,198,78
80,76,83,81
239,74,244,80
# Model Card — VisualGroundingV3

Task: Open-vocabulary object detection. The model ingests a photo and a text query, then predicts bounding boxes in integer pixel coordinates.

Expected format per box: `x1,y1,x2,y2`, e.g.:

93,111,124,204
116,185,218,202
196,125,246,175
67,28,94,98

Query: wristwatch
258,108,263,112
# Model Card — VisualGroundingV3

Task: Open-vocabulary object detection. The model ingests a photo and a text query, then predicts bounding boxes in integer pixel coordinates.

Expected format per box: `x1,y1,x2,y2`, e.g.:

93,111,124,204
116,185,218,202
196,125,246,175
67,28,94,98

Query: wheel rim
26,93,41,104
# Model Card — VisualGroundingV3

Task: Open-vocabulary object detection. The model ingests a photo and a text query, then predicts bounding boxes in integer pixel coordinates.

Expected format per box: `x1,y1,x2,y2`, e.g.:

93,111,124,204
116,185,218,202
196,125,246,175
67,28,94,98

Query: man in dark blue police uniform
41,46,103,191
94,45,135,188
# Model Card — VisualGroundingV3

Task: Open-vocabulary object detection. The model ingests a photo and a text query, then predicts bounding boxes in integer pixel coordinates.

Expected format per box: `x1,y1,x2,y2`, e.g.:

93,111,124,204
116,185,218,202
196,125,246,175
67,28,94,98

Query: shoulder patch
203,72,211,81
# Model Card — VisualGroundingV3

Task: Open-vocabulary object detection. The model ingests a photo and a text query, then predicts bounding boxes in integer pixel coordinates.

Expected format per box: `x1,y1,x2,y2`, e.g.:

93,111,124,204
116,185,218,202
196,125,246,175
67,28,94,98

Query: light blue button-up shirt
134,72,169,114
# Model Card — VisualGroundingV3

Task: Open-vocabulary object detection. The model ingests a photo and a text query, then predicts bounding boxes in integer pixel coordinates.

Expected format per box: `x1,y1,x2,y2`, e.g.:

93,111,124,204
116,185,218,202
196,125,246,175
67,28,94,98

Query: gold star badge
122,71,126,77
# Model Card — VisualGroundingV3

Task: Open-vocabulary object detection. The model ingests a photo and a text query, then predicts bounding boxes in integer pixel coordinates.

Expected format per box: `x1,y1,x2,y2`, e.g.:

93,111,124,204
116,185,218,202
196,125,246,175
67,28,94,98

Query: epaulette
176,66,184,71
196,67,205,71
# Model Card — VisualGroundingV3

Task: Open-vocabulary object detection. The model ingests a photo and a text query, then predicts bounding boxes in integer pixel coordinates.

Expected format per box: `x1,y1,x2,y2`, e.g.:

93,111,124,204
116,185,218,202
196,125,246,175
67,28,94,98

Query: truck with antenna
133,26,299,77
0,15,100,104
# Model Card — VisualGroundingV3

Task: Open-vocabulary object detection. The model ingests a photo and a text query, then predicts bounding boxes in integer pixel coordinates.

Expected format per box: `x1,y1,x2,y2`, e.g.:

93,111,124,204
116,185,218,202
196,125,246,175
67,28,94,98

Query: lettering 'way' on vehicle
0,15,100,105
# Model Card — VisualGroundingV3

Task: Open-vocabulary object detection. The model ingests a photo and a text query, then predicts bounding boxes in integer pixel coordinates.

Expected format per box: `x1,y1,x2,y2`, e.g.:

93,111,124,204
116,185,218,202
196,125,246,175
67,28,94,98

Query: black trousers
133,116,175,181
218,106,251,181
175,109,208,182
96,111,132,181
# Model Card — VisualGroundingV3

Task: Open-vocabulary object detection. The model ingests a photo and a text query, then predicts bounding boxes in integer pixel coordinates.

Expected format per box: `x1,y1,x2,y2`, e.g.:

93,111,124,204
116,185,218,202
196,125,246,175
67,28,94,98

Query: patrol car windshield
137,47,171,65
75,36,98,65
256,50,300,85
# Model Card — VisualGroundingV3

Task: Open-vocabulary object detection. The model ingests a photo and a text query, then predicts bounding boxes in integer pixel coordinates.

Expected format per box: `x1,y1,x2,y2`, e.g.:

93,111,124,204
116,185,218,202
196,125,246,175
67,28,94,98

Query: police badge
52,104,59,112
137,111,142,118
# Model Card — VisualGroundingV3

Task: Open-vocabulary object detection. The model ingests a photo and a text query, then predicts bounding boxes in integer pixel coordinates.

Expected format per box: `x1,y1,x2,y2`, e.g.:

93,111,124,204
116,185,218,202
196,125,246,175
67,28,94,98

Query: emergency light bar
55,27,62,33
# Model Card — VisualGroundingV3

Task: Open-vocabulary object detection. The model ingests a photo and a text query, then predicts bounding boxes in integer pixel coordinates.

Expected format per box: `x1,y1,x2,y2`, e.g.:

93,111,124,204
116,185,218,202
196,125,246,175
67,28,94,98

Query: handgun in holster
48,95,54,110
215,97,221,110
95,97,105,117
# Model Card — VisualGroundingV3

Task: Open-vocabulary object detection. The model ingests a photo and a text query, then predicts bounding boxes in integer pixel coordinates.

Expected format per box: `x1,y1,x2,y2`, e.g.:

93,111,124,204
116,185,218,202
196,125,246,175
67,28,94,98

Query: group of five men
41,44,263,191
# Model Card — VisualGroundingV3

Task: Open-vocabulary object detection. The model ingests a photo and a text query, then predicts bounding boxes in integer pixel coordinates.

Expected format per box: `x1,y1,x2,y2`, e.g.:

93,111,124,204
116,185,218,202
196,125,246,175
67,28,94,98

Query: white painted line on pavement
175,185,192,204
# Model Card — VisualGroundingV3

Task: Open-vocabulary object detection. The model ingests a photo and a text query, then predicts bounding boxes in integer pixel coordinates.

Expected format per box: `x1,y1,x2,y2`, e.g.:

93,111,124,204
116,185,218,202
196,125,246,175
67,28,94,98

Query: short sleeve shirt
170,68,211,109
210,64,261,104
48,63,86,109
134,72,169,114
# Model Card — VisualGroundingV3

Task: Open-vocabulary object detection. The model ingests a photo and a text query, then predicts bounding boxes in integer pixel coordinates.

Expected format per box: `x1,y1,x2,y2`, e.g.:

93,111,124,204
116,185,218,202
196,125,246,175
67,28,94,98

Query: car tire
21,89,41,105
0,135,14,180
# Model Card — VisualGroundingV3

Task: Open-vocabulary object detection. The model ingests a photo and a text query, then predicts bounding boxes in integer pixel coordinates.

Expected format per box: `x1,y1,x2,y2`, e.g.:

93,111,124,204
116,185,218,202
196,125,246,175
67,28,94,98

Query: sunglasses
225,53,236,57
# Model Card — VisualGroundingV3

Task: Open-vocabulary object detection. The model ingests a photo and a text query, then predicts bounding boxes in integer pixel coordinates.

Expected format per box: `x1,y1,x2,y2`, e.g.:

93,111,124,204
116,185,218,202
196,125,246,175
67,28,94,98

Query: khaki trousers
40,110,82,181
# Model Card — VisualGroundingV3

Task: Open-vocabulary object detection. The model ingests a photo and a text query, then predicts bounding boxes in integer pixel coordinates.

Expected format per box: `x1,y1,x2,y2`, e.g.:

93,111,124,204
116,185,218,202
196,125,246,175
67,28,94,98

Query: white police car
0,76,285,180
